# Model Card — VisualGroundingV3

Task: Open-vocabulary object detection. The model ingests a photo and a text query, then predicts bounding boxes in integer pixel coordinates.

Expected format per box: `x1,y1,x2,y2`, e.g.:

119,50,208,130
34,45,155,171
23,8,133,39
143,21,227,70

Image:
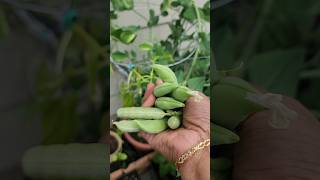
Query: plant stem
132,9,148,21
183,48,200,85
193,1,203,32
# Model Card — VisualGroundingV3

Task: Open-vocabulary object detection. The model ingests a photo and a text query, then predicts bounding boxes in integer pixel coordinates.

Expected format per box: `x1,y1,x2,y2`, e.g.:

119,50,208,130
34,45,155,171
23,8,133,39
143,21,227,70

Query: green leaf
111,0,134,11
0,7,9,38
147,9,159,27
111,26,140,44
248,48,305,97
160,0,172,16
175,70,184,83
111,51,129,62
120,31,137,44
178,0,192,7
182,7,197,22
139,42,153,51
187,77,206,91
213,27,236,70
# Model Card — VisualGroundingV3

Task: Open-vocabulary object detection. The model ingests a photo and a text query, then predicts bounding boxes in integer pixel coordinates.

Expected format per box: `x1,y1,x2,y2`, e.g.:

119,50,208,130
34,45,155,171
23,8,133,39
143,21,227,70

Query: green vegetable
154,82,178,97
171,85,196,102
152,64,178,84
113,120,140,132
211,123,240,145
117,107,167,119
134,119,167,133
155,97,185,110
167,116,181,129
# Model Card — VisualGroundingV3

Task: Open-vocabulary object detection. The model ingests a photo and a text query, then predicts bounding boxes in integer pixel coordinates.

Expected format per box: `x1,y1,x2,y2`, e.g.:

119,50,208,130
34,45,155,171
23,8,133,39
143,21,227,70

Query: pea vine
110,0,210,107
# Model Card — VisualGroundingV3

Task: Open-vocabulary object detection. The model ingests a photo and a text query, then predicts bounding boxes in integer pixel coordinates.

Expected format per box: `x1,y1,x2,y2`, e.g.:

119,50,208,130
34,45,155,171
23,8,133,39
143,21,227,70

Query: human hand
233,96,320,179
139,80,210,171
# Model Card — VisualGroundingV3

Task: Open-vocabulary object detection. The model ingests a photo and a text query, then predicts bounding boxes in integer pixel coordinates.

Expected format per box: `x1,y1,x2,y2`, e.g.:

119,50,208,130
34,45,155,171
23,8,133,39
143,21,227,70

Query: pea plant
110,0,210,107
110,0,210,177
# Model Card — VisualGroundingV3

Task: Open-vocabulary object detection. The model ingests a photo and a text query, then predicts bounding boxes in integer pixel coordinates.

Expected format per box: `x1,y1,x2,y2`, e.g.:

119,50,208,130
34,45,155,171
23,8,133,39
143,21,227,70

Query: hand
139,80,210,180
233,96,320,179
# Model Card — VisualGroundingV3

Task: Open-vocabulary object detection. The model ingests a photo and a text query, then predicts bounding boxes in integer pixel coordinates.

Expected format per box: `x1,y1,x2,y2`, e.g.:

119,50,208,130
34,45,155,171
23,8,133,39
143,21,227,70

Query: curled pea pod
213,76,265,130
153,82,178,97
117,107,167,119
113,120,140,132
151,64,178,84
167,116,181,129
155,97,185,110
134,119,167,133
171,85,197,102
211,123,240,145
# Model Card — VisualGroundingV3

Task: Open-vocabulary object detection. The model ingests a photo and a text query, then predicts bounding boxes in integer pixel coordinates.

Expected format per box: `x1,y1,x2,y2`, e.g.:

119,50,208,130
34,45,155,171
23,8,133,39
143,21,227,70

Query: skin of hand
140,80,210,180
233,96,320,179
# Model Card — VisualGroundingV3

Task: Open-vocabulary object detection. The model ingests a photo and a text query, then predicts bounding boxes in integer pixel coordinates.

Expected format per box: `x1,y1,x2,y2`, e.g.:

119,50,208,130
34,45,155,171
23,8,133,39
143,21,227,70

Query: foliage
213,0,320,116
111,0,210,107
111,0,210,177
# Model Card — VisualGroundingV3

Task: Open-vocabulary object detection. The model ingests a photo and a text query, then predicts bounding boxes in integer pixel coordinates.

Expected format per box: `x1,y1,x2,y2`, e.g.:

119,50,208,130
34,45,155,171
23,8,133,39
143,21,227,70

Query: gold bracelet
175,139,210,167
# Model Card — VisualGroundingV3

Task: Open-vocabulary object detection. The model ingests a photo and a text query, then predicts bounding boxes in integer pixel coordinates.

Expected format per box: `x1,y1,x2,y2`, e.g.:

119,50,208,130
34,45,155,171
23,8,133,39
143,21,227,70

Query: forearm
179,148,210,180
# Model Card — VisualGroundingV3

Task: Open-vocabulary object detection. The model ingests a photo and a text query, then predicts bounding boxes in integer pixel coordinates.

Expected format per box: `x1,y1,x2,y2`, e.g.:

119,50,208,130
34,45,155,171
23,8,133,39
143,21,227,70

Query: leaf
111,26,140,44
160,0,172,16
139,42,153,51
120,30,137,44
147,9,159,27
111,51,129,62
182,7,197,22
0,7,9,38
187,77,206,91
178,0,192,7
248,48,305,97
213,27,236,70
111,0,134,11
175,70,184,83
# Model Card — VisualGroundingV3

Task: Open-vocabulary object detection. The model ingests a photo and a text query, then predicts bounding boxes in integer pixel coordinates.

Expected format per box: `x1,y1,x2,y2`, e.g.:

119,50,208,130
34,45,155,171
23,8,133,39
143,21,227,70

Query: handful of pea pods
114,64,196,133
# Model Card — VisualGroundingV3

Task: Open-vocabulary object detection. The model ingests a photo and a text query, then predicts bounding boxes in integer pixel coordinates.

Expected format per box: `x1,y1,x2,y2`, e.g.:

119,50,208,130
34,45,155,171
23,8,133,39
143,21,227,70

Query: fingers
142,83,156,107
156,79,163,85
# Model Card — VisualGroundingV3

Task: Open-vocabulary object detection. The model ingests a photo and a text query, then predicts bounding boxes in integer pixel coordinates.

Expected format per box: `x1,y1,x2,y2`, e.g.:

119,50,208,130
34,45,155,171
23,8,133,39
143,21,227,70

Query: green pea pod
171,85,197,102
154,82,178,97
211,123,240,145
155,97,185,110
213,77,264,130
167,116,181,129
117,107,167,119
151,64,178,84
113,120,140,132
134,119,167,133
22,143,106,179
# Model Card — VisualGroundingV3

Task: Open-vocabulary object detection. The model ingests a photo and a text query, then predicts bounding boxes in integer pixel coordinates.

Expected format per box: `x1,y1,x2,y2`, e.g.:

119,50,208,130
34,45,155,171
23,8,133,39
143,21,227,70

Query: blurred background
213,0,320,116
0,0,107,179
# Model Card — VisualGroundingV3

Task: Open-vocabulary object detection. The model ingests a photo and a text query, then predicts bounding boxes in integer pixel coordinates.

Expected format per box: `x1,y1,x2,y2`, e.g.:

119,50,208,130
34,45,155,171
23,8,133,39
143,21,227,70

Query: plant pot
110,131,123,163
124,132,153,151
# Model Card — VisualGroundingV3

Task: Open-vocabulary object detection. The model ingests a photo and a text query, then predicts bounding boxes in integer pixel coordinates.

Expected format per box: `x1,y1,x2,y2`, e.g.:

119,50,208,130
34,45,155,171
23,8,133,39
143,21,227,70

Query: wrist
178,145,210,180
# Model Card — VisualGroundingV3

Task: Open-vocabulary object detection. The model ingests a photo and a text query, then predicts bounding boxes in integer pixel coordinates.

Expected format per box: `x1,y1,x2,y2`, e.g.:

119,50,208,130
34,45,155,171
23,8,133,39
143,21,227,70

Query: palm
141,91,210,162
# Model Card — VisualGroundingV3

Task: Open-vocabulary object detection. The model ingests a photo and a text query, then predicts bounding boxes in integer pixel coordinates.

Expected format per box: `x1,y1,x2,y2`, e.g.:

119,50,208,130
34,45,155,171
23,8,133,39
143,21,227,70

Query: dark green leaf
111,51,129,62
147,9,159,27
248,48,305,97
187,77,205,91
111,0,134,11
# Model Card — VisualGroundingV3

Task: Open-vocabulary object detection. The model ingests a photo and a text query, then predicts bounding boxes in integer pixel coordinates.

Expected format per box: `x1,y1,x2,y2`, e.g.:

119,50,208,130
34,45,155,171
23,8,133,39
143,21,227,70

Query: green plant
111,0,210,107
